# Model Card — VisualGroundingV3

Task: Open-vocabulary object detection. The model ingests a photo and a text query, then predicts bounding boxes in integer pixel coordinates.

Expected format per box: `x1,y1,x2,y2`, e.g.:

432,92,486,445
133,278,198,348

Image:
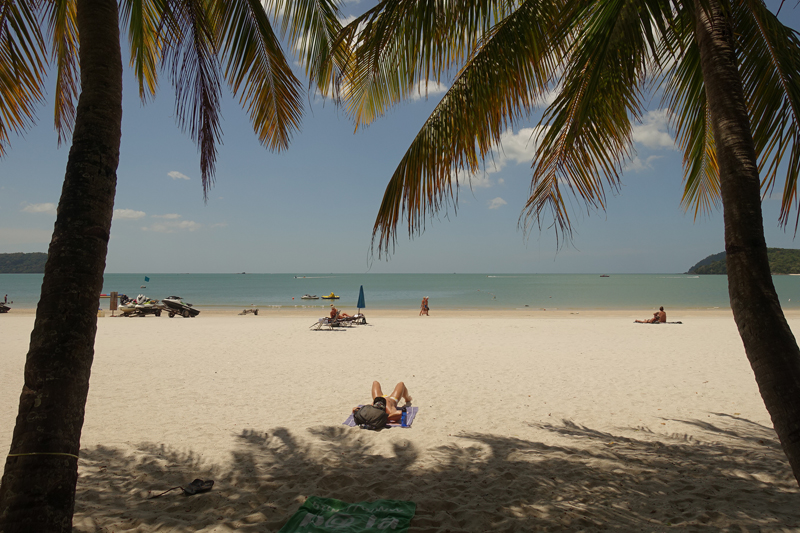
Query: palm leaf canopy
0,0,343,197
0,0,49,157
332,0,800,254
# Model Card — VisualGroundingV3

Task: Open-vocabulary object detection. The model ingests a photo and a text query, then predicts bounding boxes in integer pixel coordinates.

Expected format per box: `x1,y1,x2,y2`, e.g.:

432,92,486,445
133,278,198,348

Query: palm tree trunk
694,0,800,484
0,0,122,530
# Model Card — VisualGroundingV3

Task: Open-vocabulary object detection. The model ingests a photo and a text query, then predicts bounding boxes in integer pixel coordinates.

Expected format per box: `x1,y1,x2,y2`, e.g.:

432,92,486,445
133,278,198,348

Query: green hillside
688,248,800,274
0,252,47,273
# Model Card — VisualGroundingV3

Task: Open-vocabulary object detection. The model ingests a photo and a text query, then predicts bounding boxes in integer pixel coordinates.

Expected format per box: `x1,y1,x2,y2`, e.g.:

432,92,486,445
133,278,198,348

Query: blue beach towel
343,406,418,428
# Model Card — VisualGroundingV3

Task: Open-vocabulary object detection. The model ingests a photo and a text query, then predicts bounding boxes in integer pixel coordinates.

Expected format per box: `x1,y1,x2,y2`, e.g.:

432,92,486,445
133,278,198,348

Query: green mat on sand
279,496,416,532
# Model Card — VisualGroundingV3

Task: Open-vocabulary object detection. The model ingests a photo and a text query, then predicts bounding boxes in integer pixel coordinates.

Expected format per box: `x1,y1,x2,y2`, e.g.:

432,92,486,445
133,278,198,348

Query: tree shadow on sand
73,414,800,532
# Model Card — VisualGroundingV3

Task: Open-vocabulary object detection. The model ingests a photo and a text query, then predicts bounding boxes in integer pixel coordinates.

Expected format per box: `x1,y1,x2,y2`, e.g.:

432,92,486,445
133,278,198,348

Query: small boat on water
321,292,340,300
600,274,610,277
301,294,319,300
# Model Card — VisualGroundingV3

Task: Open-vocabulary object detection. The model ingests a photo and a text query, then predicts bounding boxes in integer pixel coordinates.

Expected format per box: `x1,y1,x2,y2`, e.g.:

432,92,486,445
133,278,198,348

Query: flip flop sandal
149,479,215,499
183,479,214,495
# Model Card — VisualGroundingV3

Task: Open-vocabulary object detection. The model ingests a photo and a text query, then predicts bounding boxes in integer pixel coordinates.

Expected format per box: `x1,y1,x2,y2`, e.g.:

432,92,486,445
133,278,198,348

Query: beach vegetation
0,0,341,530
330,0,800,485
0,252,48,273
688,248,800,274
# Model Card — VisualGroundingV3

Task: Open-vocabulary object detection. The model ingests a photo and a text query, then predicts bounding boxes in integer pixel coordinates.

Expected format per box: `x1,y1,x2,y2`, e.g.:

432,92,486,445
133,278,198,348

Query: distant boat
301,294,319,300
600,274,610,277
321,292,340,300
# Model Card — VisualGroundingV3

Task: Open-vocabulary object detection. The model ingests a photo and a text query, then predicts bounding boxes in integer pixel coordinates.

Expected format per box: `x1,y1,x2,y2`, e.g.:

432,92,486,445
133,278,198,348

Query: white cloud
624,155,664,173
459,169,493,189
540,84,562,107
455,127,547,190
488,197,507,209
143,220,201,233
168,171,190,180
410,80,448,101
21,202,57,215
153,213,182,219
114,209,146,220
497,127,545,166
632,109,674,149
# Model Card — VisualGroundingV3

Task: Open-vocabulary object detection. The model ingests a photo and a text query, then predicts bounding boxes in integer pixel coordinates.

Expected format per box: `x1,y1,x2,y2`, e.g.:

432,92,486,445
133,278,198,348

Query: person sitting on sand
636,306,667,323
330,304,351,319
353,381,412,423
420,296,429,316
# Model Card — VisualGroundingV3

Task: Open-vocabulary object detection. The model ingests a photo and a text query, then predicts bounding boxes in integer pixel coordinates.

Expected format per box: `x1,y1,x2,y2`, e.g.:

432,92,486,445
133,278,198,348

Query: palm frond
121,0,163,101
734,0,800,229
161,0,223,198
525,0,671,243
214,0,303,151
661,17,721,219
0,0,48,155
267,0,343,96
335,0,518,129
370,0,564,255
44,0,78,146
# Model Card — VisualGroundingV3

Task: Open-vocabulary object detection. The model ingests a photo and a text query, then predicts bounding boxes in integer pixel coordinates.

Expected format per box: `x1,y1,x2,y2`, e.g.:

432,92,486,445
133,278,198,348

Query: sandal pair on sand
149,478,214,498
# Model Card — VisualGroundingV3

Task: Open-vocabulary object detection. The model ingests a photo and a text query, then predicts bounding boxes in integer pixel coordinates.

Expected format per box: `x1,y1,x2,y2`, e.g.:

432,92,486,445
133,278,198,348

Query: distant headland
688,248,800,274
0,252,47,273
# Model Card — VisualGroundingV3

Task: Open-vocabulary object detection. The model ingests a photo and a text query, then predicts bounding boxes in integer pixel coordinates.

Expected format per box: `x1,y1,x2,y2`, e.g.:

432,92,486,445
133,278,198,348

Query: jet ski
162,296,200,318
321,292,340,300
120,294,163,317
301,294,319,299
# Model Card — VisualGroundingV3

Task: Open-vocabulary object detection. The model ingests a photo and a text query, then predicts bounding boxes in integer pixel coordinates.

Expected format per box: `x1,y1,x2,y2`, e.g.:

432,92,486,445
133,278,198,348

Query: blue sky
1,1,799,274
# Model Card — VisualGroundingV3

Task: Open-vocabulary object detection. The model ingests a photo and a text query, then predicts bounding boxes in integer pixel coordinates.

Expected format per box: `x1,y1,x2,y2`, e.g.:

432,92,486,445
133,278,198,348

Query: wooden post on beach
110,291,118,317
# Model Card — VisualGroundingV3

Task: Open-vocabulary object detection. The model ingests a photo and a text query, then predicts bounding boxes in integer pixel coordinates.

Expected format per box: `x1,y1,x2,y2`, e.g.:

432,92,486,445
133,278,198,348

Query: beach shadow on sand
73,414,800,532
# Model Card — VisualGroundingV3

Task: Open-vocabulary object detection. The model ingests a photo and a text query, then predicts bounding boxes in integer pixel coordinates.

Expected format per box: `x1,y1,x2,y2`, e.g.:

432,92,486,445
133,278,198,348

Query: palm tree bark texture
0,0,123,530
694,0,800,483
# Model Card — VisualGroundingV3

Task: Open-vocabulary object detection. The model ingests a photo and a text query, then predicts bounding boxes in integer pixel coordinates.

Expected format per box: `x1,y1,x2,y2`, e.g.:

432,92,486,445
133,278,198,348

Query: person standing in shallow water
420,296,429,316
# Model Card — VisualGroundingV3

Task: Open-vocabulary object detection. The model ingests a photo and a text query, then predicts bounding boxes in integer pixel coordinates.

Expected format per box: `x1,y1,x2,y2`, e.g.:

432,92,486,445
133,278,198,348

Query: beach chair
340,313,367,325
310,317,335,330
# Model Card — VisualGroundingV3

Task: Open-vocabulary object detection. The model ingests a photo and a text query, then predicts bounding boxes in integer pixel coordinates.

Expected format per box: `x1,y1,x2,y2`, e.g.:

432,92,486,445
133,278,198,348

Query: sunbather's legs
371,381,384,400
388,382,412,404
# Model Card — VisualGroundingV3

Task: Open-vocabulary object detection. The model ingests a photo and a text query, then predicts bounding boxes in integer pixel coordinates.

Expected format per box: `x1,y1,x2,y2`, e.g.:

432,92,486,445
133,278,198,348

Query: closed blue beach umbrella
357,285,365,312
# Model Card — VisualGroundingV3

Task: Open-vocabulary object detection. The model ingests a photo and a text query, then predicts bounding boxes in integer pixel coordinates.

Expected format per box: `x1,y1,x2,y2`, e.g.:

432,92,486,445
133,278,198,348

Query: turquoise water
3,273,800,311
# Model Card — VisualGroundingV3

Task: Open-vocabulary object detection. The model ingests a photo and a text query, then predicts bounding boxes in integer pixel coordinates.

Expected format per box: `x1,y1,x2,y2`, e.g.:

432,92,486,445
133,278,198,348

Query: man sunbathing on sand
636,306,667,323
353,381,412,423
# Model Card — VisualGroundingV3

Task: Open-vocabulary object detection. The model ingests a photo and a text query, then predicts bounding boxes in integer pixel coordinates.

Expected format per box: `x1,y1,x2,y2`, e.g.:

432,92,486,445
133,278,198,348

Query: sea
2,273,800,311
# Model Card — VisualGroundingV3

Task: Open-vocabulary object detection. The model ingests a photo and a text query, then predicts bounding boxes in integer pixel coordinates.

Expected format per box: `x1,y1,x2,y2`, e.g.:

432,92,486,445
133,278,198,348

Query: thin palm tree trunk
0,0,123,530
694,0,800,484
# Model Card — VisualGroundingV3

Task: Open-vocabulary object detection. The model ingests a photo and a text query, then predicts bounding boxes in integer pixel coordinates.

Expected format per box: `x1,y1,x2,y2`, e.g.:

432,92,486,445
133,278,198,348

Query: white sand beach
2,310,799,531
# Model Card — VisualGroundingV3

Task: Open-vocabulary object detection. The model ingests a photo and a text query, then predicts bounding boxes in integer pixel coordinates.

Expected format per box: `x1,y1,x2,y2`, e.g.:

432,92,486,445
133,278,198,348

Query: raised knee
397,381,405,388
372,380,380,388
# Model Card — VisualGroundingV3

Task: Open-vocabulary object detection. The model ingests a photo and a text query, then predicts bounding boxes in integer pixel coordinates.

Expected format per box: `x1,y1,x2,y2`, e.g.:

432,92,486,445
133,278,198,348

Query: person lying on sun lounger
352,381,412,424
330,305,351,319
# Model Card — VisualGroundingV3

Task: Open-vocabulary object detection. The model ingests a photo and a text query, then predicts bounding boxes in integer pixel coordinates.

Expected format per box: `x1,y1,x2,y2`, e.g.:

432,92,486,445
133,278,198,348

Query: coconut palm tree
0,0,341,530
332,0,800,483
